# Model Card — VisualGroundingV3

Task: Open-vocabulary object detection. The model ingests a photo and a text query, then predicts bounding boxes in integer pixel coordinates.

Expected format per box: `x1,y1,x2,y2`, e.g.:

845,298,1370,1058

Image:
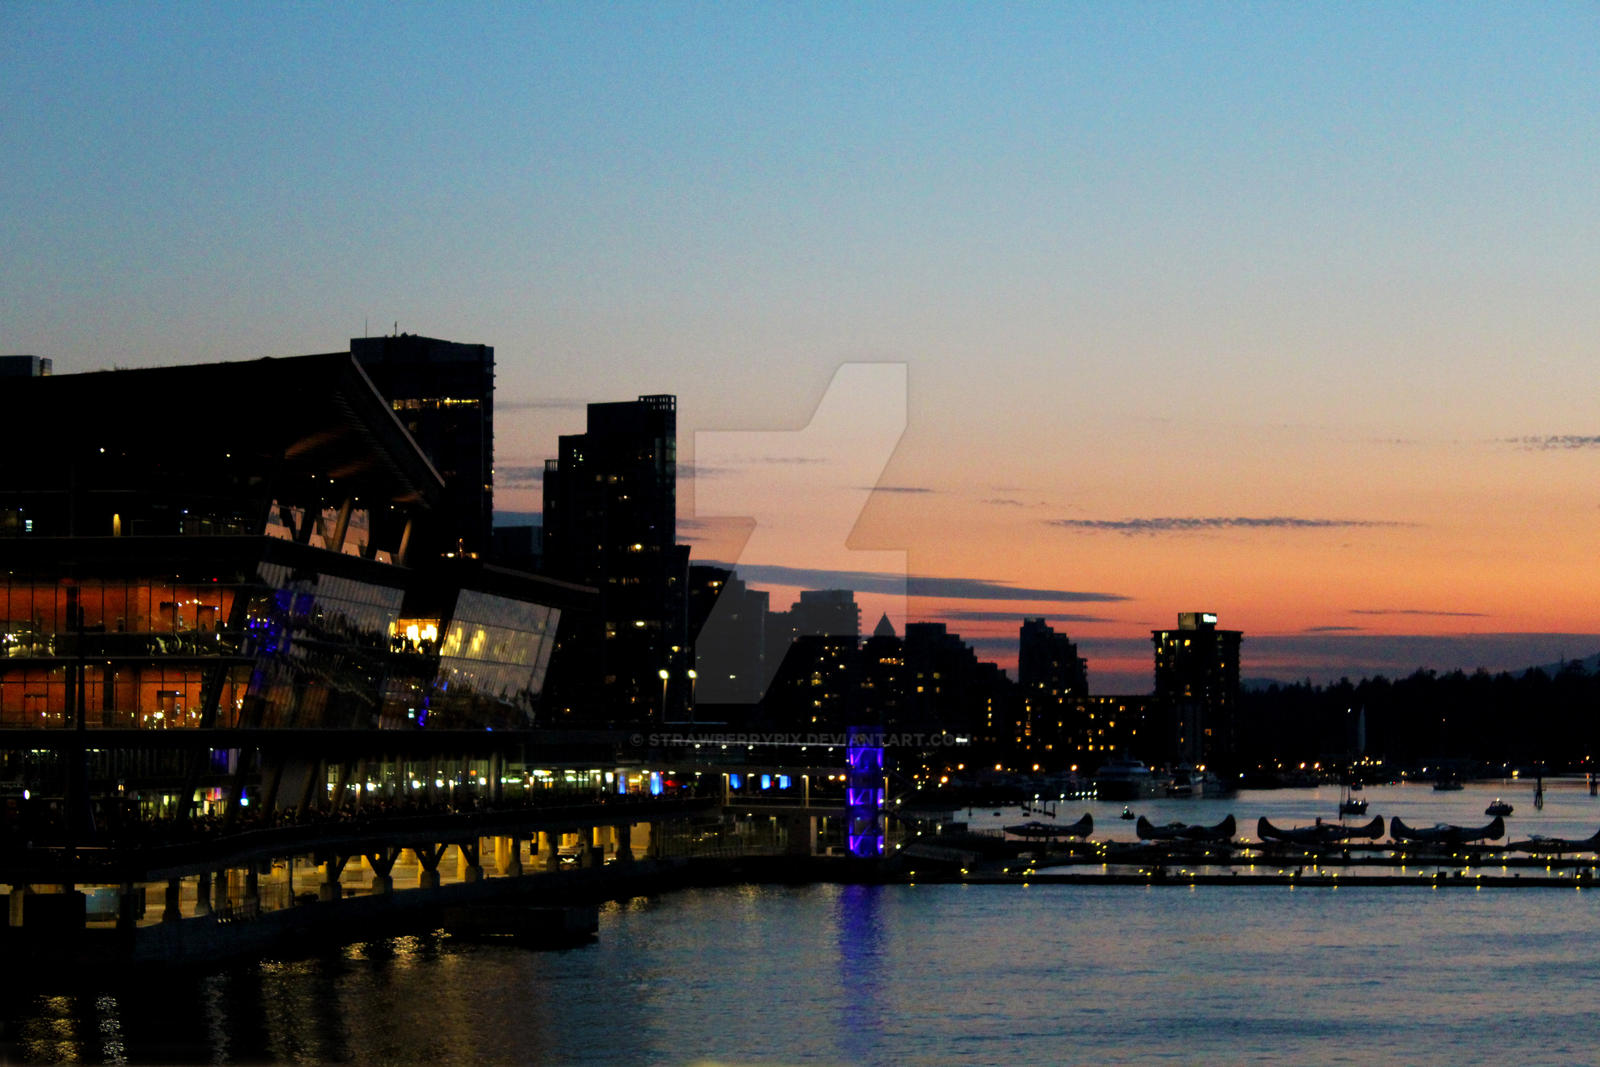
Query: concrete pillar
538,831,560,872
615,824,634,865
366,848,400,895
9,885,29,927
116,881,142,931
498,836,523,877
578,829,597,869
458,840,483,883
319,855,348,903
160,883,182,921
243,865,260,916
213,868,231,915
195,872,213,917
413,846,443,889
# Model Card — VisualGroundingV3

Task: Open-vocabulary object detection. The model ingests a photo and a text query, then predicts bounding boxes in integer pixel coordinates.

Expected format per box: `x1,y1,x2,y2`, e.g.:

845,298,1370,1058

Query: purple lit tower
846,726,885,858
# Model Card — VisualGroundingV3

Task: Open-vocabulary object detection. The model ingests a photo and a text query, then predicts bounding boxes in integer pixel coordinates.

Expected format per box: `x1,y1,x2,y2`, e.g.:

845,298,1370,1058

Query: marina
903,776,1600,889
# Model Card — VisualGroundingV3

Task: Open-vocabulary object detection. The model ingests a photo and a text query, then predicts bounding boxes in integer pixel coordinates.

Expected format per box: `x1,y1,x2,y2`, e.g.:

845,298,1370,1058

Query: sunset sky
5,4,1598,690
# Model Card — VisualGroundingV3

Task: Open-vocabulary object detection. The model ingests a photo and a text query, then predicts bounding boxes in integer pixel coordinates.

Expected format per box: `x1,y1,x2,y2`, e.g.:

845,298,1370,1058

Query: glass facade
427,591,560,728
0,561,570,734
0,573,251,729
237,563,408,729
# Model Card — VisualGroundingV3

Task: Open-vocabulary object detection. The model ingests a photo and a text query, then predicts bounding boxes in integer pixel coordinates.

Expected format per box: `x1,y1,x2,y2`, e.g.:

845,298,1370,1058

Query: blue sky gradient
6,4,1598,689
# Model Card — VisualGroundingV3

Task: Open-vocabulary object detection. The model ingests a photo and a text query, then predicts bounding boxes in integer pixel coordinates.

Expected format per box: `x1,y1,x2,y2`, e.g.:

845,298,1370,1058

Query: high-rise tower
1152,612,1242,767
1017,618,1089,768
542,395,688,721
351,334,495,559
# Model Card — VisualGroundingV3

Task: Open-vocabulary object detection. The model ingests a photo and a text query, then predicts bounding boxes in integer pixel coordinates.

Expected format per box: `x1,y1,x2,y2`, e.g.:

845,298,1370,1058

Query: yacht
1093,757,1160,801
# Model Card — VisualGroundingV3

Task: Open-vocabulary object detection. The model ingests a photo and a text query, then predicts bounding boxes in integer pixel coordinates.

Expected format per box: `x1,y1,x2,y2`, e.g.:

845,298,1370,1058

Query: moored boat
1004,812,1093,839
1389,815,1504,844
1094,757,1162,801
1485,799,1513,817
1508,827,1600,854
1135,813,1236,843
1257,814,1385,846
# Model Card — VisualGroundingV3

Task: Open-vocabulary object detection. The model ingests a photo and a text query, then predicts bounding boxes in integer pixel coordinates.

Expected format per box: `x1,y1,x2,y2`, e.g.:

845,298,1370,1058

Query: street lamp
686,669,697,725
658,668,670,721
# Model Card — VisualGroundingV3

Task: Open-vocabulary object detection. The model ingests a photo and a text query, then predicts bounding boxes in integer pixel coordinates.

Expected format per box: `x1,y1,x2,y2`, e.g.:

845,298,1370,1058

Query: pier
895,830,1600,889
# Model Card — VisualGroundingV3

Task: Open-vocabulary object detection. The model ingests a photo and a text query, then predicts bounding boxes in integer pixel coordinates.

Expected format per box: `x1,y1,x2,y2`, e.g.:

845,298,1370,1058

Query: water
6,781,1599,1065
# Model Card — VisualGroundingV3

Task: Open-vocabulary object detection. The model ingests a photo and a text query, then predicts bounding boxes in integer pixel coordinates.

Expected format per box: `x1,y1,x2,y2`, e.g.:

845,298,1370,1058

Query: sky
4,3,1599,691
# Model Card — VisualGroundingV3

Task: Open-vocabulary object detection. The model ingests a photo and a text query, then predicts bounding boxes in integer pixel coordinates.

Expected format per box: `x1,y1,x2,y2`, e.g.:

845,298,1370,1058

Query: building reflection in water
835,882,888,1061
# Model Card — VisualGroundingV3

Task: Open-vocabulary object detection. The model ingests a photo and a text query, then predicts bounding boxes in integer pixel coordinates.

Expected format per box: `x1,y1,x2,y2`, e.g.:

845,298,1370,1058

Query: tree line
1236,661,1600,771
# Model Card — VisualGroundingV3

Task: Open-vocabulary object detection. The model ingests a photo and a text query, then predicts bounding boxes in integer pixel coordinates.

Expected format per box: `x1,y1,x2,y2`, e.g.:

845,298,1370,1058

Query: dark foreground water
8,881,1600,1065
6,781,1600,1065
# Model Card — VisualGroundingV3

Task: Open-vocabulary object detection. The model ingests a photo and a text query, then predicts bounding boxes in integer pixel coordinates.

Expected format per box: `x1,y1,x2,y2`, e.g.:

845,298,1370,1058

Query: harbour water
5,780,1598,1065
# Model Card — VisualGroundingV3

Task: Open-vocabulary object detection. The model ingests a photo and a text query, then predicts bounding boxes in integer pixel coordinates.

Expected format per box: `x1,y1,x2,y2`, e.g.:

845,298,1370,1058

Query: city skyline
6,5,1599,691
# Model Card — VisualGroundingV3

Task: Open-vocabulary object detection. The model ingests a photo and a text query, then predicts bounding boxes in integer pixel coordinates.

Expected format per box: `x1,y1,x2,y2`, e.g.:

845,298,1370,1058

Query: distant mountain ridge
1531,651,1600,676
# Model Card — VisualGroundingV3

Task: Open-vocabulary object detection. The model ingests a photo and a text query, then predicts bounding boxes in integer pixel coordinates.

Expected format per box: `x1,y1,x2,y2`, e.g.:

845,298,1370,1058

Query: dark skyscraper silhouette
1018,618,1088,699
542,395,688,721
688,565,769,708
1017,618,1090,767
1153,612,1242,767
351,333,495,559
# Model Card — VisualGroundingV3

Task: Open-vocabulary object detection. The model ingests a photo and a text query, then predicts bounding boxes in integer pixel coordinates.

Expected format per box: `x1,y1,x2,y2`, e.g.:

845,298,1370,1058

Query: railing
1,793,722,879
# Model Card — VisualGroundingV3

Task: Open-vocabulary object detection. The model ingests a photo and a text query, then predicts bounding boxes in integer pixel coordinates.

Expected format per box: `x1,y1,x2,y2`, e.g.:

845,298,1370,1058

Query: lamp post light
686,669,697,725
658,668,670,721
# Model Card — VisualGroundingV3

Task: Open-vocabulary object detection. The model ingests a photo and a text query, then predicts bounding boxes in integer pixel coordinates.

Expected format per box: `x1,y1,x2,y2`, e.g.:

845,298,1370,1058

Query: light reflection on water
4,785,1600,1065
3,885,1597,1065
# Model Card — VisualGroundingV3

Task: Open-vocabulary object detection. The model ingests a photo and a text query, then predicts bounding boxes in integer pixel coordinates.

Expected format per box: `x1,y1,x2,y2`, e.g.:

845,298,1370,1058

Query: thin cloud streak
1351,609,1489,618
496,465,544,488
701,562,1130,603
940,610,1117,625
1506,435,1600,450
1048,516,1412,535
